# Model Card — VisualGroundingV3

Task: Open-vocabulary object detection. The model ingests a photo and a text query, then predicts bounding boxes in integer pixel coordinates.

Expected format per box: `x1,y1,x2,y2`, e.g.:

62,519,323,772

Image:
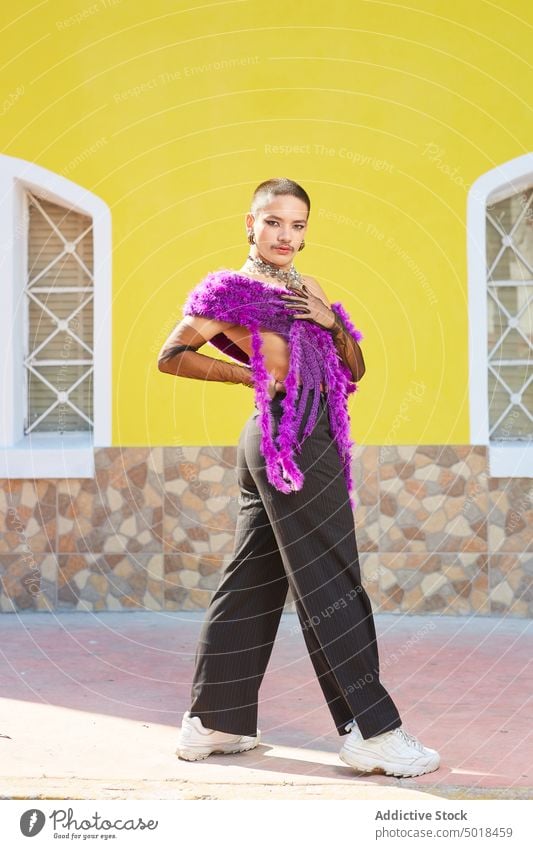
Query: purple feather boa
182,270,364,509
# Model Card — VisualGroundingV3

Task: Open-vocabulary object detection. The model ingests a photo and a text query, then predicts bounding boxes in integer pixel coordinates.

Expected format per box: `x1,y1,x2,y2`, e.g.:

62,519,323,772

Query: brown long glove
157,321,254,387
328,313,366,383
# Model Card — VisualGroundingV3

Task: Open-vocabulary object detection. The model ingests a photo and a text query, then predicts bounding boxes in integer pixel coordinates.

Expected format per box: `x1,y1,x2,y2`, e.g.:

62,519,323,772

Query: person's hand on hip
267,371,286,400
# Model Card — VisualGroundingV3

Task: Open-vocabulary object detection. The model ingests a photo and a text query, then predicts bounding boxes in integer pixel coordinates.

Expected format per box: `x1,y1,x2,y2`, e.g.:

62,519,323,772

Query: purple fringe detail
182,270,364,508
275,320,305,490
300,337,323,441
249,323,293,493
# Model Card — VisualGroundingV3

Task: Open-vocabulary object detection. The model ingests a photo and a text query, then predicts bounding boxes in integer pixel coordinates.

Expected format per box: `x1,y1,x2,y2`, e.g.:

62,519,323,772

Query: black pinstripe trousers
188,387,403,739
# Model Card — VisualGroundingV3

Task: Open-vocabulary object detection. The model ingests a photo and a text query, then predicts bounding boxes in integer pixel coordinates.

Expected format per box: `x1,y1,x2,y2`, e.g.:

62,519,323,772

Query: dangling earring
298,240,305,252
247,230,255,245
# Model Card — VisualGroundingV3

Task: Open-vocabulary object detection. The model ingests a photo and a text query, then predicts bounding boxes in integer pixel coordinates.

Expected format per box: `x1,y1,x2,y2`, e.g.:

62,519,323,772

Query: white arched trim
0,155,111,477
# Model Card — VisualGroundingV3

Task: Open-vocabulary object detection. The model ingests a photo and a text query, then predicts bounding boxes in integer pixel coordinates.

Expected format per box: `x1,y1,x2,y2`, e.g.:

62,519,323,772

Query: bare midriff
222,323,325,392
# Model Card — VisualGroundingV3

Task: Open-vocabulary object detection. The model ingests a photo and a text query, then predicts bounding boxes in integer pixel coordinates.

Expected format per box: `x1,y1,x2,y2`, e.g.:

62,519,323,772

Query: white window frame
0,155,111,477
467,152,533,477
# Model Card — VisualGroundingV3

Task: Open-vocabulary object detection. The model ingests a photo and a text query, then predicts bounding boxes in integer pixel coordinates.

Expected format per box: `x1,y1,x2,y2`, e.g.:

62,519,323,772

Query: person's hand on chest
279,279,335,331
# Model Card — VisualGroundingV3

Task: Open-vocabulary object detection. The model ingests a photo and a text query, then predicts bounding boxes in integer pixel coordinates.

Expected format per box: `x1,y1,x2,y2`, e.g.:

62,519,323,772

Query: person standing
158,178,440,777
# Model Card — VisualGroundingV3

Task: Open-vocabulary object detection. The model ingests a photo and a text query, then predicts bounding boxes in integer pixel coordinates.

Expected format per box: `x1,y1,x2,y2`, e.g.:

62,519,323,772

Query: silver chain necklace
244,253,303,289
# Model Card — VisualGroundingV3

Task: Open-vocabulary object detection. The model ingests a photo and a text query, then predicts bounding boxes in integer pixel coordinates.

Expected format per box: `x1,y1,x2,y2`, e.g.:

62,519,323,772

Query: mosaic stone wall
0,445,531,616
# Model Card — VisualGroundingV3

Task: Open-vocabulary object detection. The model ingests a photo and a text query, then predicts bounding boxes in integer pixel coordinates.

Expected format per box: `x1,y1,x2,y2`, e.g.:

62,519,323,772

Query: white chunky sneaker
339,720,440,777
176,710,261,761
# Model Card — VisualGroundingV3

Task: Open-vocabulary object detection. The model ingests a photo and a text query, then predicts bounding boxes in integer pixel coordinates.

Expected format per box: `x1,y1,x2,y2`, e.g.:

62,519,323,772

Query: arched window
0,155,111,477
467,152,533,477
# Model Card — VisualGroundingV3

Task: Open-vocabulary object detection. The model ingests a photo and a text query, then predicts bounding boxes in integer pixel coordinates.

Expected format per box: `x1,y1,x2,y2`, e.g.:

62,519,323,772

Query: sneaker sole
339,747,440,778
176,734,260,762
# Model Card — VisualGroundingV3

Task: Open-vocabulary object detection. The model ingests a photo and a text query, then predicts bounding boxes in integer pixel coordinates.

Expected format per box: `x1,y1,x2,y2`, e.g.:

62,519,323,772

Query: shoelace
394,728,425,752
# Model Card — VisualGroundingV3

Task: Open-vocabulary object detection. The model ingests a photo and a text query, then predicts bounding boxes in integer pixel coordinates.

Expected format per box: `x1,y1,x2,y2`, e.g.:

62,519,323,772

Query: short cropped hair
250,177,311,217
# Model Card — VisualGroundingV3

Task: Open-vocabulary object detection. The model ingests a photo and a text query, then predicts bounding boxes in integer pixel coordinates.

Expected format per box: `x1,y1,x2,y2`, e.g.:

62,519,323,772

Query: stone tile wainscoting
0,446,531,617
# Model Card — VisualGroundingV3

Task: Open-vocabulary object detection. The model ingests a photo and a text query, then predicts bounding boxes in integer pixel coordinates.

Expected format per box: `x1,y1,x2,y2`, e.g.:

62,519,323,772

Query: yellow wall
2,0,531,446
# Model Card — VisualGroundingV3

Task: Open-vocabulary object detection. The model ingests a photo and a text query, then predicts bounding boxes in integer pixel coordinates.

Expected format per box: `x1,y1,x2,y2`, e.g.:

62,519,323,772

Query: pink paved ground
0,611,531,799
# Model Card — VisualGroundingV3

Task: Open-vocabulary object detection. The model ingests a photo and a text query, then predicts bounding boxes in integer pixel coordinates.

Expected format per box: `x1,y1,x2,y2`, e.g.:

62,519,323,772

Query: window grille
486,187,533,442
24,192,94,434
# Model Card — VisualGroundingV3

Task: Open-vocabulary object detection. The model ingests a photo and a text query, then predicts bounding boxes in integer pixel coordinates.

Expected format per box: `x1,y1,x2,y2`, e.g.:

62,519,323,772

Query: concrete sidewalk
0,611,531,800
